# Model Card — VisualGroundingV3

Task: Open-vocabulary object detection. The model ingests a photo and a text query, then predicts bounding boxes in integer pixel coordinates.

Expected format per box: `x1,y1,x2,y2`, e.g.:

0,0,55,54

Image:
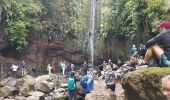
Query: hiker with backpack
105,66,116,92
67,71,78,100
80,70,95,93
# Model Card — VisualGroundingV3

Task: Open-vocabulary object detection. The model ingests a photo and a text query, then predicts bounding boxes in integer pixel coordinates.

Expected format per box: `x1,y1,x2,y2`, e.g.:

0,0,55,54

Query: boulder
20,83,32,97
60,82,67,88
122,68,168,100
0,77,16,87
26,96,43,100
35,75,51,83
34,82,51,93
16,78,25,87
14,96,26,100
28,91,44,97
0,86,15,97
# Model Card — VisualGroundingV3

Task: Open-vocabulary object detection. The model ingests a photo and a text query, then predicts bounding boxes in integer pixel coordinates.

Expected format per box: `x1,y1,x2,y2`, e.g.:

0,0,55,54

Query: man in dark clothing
138,44,146,58
82,61,88,76
142,21,170,67
105,66,115,92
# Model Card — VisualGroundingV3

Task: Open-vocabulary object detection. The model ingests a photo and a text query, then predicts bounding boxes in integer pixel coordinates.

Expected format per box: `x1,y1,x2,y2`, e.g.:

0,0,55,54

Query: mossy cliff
122,67,170,100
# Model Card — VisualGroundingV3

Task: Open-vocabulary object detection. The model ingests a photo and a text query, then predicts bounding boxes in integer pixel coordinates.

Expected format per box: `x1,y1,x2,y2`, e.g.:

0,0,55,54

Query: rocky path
114,83,126,100
85,78,115,100
85,77,126,100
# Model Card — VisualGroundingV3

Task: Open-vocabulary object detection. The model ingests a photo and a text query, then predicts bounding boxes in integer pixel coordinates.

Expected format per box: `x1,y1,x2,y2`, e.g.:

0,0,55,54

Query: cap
156,21,170,29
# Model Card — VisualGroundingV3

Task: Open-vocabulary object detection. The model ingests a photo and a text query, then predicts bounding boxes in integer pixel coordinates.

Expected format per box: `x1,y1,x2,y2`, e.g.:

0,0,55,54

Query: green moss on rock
122,67,170,100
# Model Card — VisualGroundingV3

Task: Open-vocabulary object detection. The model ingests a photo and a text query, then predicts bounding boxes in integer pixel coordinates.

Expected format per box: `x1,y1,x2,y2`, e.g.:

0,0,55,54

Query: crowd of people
66,61,97,100
6,20,170,100
9,61,27,78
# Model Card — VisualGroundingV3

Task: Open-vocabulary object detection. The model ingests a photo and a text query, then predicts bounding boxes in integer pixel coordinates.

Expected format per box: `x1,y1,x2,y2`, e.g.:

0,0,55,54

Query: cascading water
89,0,96,66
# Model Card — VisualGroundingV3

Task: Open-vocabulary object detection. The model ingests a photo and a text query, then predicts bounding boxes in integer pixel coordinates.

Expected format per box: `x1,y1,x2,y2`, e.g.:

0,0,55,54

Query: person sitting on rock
161,74,170,100
141,21,170,67
138,44,147,59
130,45,138,57
108,59,113,68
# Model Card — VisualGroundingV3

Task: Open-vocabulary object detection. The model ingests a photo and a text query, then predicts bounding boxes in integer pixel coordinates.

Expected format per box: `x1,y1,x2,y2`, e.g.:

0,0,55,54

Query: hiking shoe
138,62,148,66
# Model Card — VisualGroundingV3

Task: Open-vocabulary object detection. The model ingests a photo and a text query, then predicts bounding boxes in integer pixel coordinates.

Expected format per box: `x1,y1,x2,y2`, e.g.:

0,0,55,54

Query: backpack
105,72,115,85
67,77,76,91
80,76,88,88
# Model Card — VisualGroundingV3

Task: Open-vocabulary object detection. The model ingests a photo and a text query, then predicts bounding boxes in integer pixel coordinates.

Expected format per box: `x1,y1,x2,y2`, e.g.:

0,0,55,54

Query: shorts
159,54,170,67
106,84,115,92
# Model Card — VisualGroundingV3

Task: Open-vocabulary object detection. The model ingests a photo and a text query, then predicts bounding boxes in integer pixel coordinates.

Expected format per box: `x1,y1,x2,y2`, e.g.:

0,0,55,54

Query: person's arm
146,33,163,48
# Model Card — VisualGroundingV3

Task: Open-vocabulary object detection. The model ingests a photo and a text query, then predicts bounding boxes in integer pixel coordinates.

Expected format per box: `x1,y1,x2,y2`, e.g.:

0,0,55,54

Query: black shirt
146,29,170,58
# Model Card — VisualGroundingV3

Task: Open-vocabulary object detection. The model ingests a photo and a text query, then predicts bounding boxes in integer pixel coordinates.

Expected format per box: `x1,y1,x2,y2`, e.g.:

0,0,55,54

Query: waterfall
89,0,96,66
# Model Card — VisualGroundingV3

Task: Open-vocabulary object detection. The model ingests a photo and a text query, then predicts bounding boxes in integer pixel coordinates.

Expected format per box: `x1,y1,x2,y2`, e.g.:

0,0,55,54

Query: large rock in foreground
122,67,170,100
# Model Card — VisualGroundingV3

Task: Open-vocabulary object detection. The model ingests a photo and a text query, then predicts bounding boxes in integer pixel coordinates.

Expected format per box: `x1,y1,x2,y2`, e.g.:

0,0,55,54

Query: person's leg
143,44,163,63
69,91,73,100
143,48,153,64
73,90,77,100
152,45,164,59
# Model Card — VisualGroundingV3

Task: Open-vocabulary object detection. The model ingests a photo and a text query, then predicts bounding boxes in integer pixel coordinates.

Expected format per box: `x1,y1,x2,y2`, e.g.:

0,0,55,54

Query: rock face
0,29,85,72
122,68,167,100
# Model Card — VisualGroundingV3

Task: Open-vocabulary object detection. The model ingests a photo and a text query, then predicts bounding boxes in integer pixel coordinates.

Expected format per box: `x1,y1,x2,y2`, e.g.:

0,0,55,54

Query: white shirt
12,64,18,72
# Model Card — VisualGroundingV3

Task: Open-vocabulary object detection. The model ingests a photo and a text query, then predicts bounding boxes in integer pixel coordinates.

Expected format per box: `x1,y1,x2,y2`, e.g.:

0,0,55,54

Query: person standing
82,61,88,76
11,64,18,78
71,63,75,71
130,45,138,56
67,71,78,100
61,61,66,75
80,71,94,94
105,66,116,92
21,61,27,77
47,64,52,75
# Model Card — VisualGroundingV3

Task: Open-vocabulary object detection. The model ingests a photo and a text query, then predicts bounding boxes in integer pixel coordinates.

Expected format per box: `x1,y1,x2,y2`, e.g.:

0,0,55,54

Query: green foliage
6,20,28,51
1,0,88,52
41,0,87,38
101,0,167,43
1,0,45,51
